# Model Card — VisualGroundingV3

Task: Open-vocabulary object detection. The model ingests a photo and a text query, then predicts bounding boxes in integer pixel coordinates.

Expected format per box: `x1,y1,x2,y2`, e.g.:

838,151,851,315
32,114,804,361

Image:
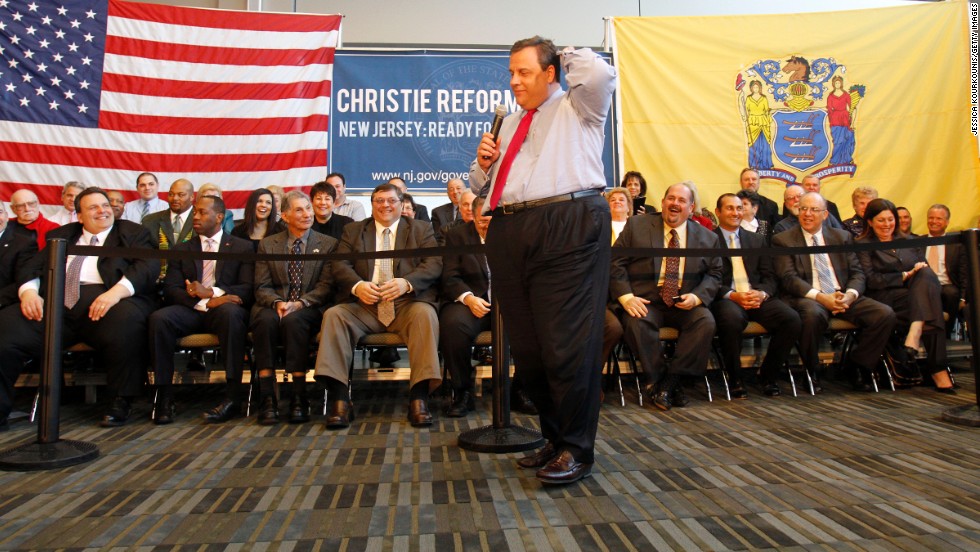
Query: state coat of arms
735,56,865,184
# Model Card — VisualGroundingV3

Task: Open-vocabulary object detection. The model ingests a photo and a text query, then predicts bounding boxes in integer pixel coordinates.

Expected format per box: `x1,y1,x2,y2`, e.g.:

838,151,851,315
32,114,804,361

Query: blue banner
329,50,617,193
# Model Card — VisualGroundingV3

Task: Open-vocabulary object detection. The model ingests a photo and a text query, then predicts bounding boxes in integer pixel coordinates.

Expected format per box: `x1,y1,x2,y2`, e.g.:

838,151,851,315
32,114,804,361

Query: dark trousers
602,308,624,364
439,302,490,393
149,303,249,400
249,306,322,374
485,195,610,464
0,285,152,417
869,269,947,374
939,283,966,335
712,297,801,383
622,300,716,382
787,295,896,373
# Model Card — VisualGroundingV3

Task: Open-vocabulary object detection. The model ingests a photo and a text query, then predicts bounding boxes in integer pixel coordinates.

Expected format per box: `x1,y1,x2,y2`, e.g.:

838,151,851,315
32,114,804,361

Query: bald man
9,189,59,250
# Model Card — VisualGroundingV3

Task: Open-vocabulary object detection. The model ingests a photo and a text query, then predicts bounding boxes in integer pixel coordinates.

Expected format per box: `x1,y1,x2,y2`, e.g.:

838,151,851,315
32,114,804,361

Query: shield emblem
772,110,829,171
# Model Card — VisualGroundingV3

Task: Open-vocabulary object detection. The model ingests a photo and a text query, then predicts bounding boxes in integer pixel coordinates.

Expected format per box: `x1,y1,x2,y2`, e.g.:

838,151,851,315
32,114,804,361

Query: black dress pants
439,302,490,393
712,297,801,383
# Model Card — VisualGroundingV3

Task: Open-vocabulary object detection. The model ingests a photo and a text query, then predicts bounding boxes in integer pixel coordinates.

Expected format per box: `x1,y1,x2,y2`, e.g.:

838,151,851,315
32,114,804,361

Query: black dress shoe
729,382,748,400
762,381,781,397
203,400,241,423
325,400,354,429
100,396,132,427
672,385,690,407
651,389,672,411
517,442,556,469
288,396,310,424
153,396,176,425
257,396,279,425
446,390,475,418
536,450,593,485
369,347,401,365
407,398,433,427
510,388,537,415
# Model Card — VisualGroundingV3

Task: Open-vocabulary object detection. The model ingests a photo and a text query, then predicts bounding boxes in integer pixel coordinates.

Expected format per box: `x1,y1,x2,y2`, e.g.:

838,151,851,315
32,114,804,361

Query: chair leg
805,369,815,396
704,376,713,402
30,391,39,423
720,369,731,401
624,346,643,406
151,388,159,419
787,367,798,397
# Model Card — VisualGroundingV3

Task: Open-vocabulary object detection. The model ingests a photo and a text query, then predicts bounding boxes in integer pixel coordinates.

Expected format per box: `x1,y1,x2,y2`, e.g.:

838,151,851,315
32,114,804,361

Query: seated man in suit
148,196,254,424
610,182,723,411
0,202,38,313
310,180,355,240
772,192,896,390
251,191,337,425
50,181,85,225
773,184,844,235
431,178,465,239
712,194,801,397
9,189,60,251
924,203,968,334
0,187,160,427
314,183,443,428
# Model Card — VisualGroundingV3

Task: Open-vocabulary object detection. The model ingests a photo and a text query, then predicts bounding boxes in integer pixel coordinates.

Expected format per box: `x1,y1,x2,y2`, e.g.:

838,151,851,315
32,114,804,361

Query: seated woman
621,171,650,215
401,193,418,219
857,198,954,393
606,186,632,244
232,188,282,251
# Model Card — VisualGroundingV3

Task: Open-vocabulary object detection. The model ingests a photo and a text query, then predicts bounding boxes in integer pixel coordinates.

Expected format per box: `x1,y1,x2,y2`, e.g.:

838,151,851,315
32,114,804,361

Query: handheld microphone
483,104,508,159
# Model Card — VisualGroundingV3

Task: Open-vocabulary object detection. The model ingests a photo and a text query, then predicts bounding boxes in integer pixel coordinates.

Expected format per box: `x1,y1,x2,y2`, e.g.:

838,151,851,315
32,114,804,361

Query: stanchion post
490,300,510,429
0,239,99,470
942,229,980,426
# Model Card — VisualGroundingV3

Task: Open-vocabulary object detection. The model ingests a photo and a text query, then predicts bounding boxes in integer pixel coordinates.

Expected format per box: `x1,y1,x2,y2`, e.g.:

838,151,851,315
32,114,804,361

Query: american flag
0,0,340,209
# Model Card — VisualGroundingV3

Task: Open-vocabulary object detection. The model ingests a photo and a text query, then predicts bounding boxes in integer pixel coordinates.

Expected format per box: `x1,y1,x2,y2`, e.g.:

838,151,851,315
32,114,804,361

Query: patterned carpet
0,363,977,551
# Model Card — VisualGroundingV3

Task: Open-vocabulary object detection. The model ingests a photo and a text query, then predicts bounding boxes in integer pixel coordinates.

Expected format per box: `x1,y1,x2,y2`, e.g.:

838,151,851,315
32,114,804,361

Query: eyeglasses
372,198,401,205
10,201,38,211
799,206,825,213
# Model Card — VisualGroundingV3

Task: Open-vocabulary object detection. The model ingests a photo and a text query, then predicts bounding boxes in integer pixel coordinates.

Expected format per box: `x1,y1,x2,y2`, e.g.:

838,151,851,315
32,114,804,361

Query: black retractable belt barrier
457,304,544,453
0,239,99,471
942,228,980,427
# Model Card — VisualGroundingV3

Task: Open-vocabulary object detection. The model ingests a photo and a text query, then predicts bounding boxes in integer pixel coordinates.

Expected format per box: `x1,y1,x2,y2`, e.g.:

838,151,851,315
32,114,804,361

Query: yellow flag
613,1,979,233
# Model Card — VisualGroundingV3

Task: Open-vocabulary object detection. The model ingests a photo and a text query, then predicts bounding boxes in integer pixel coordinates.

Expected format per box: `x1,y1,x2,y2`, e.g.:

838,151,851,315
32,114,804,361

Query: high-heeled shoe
931,372,956,394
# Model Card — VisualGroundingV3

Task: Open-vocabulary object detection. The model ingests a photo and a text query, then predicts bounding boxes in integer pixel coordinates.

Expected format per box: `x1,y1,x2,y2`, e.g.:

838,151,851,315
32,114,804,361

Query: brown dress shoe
325,400,354,429
516,442,556,469
536,450,593,485
407,399,433,427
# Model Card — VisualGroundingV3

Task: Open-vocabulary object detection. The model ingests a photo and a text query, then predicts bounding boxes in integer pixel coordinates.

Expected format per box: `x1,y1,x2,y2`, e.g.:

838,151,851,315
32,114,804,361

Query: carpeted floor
0,362,977,551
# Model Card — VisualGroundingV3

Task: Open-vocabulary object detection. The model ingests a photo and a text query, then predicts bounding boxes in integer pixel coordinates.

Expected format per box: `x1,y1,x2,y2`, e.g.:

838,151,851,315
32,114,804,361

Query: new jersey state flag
0,0,341,209
613,0,979,232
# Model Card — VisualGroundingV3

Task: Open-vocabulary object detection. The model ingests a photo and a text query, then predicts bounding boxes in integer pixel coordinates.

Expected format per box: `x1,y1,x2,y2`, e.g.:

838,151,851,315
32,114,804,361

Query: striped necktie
812,235,837,293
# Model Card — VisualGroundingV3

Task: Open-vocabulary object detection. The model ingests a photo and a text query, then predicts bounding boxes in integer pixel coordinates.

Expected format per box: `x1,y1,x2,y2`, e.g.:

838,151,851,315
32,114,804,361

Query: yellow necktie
730,233,751,293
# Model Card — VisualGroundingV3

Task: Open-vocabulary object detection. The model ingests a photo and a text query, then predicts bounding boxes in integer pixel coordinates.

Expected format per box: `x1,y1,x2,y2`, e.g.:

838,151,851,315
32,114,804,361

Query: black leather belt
491,189,602,216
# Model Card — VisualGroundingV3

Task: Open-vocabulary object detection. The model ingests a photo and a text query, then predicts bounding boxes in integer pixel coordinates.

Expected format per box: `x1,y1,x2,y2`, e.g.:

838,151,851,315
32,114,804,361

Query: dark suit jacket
0,228,38,307
333,216,443,307
756,195,781,232
163,233,255,309
772,225,865,298
311,213,354,241
440,223,488,304
944,240,968,300
431,202,458,238
142,208,195,249
609,214,723,307
23,221,160,307
855,235,923,294
414,204,430,222
253,230,337,311
713,227,778,299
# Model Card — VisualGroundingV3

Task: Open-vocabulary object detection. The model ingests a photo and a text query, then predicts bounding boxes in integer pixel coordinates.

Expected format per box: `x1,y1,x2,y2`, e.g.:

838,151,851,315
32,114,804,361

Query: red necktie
661,230,680,307
489,109,537,210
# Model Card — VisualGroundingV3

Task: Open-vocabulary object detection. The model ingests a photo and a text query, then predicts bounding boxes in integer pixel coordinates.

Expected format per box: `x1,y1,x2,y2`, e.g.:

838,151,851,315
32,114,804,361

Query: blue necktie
812,235,836,294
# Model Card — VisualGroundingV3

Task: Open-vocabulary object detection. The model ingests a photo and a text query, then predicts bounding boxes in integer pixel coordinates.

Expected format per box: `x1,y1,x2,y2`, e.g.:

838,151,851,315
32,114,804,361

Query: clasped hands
186,279,242,310
355,278,410,305
815,290,857,314
729,290,765,310
621,293,698,318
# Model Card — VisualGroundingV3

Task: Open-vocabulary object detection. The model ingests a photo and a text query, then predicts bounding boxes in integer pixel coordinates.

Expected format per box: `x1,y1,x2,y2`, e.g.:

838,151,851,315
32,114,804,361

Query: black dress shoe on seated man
651,388,672,411
257,395,279,425
446,390,475,418
762,381,781,397
517,442,556,469
510,388,538,415
153,395,176,425
203,400,240,423
407,398,433,427
100,396,132,427
325,400,354,429
288,395,310,424
536,450,593,484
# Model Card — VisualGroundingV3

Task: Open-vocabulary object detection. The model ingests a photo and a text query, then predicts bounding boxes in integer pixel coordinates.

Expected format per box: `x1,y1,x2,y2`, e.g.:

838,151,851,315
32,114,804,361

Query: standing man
470,37,616,485
251,191,336,425
314,184,443,429
431,178,465,237
310,180,355,240
924,204,967,332
50,182,85,225
143,179,196,250
772,192,896,390
122,172,168,223
0,188,159,427
610,183,723,410
712,194,801,397
9,189,59,250
327,172,366,221
738,168,780,231
148,196,254,424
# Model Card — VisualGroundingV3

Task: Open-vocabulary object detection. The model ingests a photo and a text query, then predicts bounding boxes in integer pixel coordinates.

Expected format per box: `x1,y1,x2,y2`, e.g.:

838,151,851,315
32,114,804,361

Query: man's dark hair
199,194,226,215
473,195,485,213
511,36,561,82
736,189,761,208
75,186,110,213
311,181,337,201
135,172,158,186
326,172,345,185
372,183,403,201
716,193,739,210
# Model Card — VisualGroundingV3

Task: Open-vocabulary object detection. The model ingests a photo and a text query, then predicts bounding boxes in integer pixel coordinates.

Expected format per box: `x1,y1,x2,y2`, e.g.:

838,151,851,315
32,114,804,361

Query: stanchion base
941,404,980,427
0,440,99,471
458,424,545,453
